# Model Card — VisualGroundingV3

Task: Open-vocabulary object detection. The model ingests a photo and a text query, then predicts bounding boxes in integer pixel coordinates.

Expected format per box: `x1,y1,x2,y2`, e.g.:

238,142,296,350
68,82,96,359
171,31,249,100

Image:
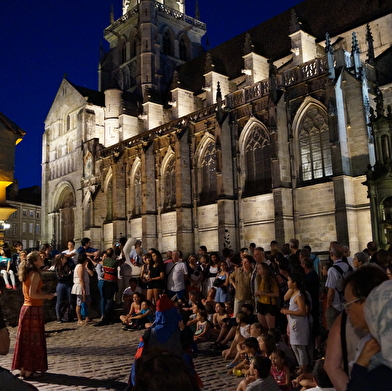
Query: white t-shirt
62,249,77,265
165,260,188,291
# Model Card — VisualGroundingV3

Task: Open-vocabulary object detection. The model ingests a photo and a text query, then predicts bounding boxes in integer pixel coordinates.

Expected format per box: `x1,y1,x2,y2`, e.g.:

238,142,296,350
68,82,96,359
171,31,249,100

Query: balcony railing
104,1,206,37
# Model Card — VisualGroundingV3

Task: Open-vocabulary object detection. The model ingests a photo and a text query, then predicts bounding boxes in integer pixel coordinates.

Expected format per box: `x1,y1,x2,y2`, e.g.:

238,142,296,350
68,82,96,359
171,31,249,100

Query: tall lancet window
133,168,142,216
299,106,332,181
163,157,176,210
199,142,217,204
106,182,113,221
243,125,272,196
163,30,171,55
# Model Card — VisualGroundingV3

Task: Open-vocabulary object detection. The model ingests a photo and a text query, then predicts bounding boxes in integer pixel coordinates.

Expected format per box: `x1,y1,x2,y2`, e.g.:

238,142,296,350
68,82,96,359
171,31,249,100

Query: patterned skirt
11,305,48,372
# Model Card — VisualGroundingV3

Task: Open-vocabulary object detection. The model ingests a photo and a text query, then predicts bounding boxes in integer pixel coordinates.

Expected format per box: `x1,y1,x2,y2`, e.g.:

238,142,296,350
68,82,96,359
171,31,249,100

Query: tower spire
366,23,375,65
195,0,200,20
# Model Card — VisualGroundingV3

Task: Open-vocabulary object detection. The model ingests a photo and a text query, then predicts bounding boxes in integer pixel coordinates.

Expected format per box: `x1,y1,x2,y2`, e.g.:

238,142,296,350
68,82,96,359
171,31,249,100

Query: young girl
270,349,291,391
281,272,310,375
0,247,17,290
222,311,251,360
193,310,211,343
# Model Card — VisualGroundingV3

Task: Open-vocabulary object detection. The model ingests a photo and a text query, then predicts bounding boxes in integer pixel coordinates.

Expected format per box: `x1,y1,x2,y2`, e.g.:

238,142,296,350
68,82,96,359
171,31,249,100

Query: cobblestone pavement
3,321,241,391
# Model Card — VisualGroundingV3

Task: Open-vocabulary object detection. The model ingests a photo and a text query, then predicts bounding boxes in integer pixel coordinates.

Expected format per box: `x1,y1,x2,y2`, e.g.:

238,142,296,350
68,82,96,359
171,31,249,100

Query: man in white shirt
165,250,188,302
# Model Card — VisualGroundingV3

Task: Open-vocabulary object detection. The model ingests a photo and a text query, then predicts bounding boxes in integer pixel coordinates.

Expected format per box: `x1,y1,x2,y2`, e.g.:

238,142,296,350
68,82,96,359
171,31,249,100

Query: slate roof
0,112,26,137
177,0,392,92
68,81,106,107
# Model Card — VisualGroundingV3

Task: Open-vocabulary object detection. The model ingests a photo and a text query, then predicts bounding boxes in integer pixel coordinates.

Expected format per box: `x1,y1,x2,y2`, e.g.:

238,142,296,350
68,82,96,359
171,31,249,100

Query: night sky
0,0,301,190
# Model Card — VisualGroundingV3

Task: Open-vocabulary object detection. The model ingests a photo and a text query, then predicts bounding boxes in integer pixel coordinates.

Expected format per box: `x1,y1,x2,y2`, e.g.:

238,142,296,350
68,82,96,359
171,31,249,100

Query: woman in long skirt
12,251,55,379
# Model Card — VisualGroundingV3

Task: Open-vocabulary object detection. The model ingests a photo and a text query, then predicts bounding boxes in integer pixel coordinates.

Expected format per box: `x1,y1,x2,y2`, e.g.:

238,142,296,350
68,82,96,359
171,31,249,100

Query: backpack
333,263,353,303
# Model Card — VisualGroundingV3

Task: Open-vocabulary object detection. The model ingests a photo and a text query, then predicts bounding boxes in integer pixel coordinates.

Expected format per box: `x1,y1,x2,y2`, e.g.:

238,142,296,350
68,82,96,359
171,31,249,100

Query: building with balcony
42,0,392,254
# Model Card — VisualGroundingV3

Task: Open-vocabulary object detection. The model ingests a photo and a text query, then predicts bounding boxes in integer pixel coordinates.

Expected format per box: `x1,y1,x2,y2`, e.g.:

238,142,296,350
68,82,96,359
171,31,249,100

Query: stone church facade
42,0,392,255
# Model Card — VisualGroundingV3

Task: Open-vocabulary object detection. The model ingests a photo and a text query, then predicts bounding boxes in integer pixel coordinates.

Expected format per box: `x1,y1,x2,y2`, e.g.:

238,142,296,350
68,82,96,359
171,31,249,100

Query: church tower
99,0,206,101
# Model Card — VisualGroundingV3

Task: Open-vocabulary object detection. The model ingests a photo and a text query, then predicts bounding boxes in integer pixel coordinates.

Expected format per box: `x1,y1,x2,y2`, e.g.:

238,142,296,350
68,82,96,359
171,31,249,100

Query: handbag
213,277,224,287
80,301,88,318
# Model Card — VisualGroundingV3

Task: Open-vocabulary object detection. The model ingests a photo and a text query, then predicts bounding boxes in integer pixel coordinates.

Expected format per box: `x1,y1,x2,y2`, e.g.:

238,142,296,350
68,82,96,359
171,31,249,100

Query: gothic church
42,0,392,255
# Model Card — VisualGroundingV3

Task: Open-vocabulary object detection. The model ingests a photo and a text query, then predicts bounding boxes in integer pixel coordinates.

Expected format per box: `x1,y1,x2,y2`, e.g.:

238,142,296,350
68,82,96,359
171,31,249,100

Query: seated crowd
2,238,392,391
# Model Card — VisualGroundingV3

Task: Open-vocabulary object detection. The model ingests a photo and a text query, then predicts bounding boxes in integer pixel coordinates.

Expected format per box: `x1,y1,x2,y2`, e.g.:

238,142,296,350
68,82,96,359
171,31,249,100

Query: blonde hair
18,251,41,282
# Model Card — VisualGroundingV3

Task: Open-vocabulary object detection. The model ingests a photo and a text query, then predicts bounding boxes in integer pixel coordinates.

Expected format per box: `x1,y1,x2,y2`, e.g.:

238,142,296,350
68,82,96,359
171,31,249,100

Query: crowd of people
1,238,392,391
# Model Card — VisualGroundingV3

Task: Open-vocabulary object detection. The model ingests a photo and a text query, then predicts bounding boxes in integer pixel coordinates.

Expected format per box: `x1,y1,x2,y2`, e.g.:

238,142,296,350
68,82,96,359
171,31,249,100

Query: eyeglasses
342,297,363,310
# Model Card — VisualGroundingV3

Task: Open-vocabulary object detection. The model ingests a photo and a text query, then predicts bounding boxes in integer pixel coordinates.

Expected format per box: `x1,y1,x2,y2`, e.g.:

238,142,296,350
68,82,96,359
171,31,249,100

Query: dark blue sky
0,0,300,190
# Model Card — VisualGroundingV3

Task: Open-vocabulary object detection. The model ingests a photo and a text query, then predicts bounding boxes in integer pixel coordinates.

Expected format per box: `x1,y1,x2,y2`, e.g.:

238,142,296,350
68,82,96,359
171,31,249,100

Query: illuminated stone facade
42,0,392,254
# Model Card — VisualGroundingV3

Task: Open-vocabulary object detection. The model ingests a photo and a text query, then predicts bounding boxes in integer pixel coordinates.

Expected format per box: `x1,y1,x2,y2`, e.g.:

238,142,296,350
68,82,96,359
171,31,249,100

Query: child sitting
193,310,211,343
222,311,251,360
270,349,291,391
124,299,154,330
230,337,261,387
246,356,280,391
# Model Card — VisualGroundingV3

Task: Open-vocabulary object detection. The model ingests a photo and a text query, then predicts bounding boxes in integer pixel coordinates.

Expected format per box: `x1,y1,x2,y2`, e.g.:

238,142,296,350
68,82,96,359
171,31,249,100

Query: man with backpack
325,243,353,329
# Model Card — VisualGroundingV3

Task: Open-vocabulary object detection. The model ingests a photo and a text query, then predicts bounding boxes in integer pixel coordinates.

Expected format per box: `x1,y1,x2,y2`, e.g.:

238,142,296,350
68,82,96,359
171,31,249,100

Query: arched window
121,42,127,63
133,168,142,215
243,125,272,196
162,30,172,56
179,37,187,61
163,157,176,210
199,142,217,204
299,106,332,181
381,135,390,164
66,114,71,131
106,182,113,221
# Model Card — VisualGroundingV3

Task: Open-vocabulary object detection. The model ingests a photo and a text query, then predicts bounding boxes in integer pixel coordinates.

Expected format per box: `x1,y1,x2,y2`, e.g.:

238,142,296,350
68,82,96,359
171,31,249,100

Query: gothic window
163,157,176,210
66,114,71,131
121,42,127,63
179,37,187,61
199,142,217,204
106,182,113,221
162,30,172,56
299,106,332,182
243,125,272,196
133,169,142,215
381,135,390,164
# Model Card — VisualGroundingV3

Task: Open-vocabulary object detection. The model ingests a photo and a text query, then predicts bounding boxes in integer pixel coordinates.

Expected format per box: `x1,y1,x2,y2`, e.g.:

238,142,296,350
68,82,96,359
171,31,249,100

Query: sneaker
12,286,17,290
5,284,12,289
226,362,236,369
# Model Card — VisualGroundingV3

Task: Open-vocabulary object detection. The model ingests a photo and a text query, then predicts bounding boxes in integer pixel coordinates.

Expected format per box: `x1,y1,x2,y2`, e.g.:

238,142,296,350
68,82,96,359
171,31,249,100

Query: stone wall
0,271,100,327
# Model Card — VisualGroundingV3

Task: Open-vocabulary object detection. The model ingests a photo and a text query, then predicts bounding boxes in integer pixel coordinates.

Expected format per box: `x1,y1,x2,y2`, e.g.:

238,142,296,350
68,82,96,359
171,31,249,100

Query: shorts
76,295,91,306
257,302,277,316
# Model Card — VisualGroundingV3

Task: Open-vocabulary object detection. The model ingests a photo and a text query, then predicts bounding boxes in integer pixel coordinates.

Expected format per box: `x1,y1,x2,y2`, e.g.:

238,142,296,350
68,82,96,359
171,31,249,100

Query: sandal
77,321,85,325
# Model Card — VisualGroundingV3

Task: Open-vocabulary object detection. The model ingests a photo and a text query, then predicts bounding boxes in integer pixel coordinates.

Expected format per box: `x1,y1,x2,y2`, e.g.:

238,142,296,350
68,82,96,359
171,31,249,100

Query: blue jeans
166,289,186,302
98,279,105,317
55,282,73,321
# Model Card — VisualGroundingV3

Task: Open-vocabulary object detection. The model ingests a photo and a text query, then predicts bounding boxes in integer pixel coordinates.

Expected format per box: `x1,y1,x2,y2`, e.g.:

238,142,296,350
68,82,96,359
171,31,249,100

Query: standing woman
11,251,55,379
254,263,279,332
280,272,310,376
146,250,165,306
214,261,230,303
54,254,73,323
71,253,94,325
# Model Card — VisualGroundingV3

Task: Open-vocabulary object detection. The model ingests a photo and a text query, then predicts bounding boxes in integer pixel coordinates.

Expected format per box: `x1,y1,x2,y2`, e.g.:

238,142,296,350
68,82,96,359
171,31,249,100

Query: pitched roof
177,0,392,91
0,112,26,137
67,81,106,106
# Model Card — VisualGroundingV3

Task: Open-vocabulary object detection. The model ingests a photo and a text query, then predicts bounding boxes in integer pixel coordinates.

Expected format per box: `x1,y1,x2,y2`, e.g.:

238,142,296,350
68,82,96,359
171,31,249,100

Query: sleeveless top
23,272,44,306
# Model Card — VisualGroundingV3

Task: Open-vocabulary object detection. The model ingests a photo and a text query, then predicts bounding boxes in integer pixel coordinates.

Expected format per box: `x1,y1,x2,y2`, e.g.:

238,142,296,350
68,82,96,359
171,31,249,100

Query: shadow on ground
29,372,127,390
